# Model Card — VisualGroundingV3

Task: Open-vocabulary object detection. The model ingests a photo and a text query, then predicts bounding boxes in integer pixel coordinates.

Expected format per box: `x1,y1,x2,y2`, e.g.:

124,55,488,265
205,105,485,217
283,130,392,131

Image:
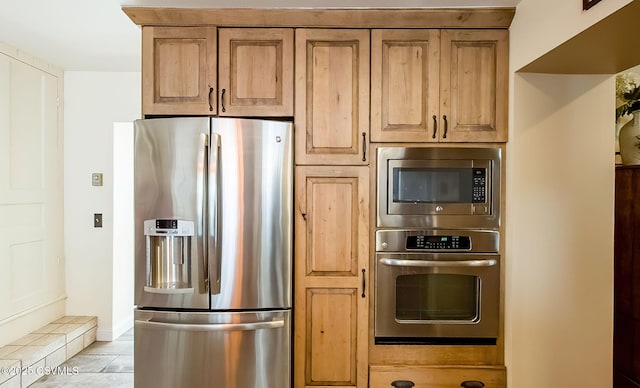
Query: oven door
375,252,499,344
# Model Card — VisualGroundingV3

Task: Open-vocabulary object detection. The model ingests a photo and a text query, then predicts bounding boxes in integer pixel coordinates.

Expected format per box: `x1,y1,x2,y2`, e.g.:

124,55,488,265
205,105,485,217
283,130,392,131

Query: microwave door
387,160,477,216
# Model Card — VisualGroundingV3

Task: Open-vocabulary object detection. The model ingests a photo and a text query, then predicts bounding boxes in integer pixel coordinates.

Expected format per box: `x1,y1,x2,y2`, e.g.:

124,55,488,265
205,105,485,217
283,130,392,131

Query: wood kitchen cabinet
294,166,369,388
371,29,508,143
217,28,294,116
142,27,294,116
614,165,640,387
369,365,506,388
295,29,370,165
142,26,217,115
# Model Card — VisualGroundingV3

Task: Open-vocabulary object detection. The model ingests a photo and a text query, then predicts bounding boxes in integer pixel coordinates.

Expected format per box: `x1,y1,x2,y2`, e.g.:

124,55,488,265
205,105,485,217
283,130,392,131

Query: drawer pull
391,381,414,388
461,381,485,388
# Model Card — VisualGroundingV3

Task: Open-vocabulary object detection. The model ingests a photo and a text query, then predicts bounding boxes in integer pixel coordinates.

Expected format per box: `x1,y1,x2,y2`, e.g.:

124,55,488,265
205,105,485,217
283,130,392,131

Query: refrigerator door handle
136,318,285,332
208,133,222,294
198,133,209,293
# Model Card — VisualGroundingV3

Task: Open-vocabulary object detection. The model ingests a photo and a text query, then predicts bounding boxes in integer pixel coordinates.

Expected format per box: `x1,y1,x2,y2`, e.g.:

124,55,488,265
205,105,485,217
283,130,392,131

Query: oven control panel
376,229,499,253
406,235,471,250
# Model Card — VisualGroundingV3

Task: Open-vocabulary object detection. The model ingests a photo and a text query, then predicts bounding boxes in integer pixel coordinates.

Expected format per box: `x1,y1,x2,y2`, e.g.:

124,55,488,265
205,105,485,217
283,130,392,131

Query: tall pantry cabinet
293,28,370,388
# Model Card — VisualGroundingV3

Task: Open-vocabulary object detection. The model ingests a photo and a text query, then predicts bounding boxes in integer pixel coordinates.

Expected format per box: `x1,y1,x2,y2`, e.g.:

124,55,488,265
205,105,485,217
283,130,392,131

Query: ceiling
0,0,521,72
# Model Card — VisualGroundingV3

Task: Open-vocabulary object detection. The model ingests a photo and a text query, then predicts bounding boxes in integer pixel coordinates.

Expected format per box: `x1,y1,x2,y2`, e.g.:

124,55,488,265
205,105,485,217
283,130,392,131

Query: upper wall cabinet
371,29,440,143
142,26,294,117
371,29,508,143
295,29,370,165
142,26,217,115
218,28,294,117
440,29,508,143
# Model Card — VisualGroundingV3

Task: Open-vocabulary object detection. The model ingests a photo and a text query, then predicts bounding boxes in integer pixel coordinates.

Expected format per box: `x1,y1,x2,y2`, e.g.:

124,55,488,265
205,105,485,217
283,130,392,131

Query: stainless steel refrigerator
133,117,292,388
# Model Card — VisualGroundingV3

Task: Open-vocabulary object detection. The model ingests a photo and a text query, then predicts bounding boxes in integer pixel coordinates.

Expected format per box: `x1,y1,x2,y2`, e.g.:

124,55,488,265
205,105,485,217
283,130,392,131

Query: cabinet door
295,29,370,165
142,26,216,115
369,365,506,388
371,29,440,143
440,29,508,142
294,166,369,388
218,28,294,117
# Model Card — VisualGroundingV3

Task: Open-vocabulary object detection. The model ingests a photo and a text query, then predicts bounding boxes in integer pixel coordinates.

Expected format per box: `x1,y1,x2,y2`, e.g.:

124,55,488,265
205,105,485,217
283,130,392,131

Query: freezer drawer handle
136,318,285,332
379,258,497,268
143,286,194,295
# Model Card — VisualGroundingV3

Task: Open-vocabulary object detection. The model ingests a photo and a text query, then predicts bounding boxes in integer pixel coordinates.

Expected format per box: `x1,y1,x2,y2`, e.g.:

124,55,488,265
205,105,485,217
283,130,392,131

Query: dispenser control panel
144,219,194,236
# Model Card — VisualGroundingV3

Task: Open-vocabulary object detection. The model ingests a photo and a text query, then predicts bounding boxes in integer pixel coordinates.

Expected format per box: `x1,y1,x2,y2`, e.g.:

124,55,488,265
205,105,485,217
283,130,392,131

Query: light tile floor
29,328,133,388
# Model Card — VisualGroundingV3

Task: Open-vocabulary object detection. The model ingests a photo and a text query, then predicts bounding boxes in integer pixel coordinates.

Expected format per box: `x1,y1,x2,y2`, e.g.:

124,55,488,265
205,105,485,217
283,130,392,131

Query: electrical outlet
94,213,103,228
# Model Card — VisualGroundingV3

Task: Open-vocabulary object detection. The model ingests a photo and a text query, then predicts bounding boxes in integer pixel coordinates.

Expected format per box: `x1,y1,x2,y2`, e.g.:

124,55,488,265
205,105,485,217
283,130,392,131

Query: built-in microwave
377,147,501,229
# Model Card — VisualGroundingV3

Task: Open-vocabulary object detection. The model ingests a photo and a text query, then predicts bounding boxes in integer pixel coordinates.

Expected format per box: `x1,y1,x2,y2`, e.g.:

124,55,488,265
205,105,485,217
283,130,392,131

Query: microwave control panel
472,168,486,203
406,235,471,250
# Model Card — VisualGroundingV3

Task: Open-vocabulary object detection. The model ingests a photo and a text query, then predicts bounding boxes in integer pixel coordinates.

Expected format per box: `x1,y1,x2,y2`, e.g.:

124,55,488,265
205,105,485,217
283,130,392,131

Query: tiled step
0,316,97,388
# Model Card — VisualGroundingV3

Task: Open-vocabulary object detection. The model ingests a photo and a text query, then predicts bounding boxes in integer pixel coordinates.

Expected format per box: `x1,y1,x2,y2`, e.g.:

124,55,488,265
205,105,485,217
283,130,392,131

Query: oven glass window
395,273,479,321
393,168,472,203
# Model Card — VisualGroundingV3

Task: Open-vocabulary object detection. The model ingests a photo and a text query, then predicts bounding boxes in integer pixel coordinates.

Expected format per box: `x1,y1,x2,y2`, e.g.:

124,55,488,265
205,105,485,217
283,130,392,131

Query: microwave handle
379,258,497,268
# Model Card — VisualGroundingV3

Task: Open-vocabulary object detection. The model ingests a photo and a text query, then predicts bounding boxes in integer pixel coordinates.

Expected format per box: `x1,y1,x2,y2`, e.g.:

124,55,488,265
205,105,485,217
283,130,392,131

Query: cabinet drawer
369,365,506,388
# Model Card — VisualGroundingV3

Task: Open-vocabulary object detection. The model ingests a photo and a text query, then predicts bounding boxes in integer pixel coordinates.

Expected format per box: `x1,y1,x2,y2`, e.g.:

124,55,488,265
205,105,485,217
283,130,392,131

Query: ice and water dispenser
143,219,194,294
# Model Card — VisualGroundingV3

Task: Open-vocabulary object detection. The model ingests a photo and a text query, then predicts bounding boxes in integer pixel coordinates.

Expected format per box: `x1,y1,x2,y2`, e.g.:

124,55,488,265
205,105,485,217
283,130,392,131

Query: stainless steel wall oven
374,229,500,345
374,146,502,345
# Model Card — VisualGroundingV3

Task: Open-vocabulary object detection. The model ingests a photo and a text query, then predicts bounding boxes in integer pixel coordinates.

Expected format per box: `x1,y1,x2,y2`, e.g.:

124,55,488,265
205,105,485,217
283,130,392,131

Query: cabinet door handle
443,114,448,139
432,115,437,139
362,132,367,162
391,381,415,388
461,381,485,388
221,89,227,113
361,268,366,298
208,86,214,112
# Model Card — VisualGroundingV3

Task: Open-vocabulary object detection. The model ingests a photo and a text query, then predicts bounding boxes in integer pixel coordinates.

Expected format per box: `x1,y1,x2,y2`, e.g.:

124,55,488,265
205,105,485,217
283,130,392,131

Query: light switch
94,213,102,228
92,173,103,186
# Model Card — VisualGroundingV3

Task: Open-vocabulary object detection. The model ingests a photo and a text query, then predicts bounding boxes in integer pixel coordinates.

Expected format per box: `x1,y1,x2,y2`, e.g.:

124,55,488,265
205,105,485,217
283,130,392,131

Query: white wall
511,0,632,71
506,1,626,386
506,73,614,387
64,72,140,341
113,122,135,339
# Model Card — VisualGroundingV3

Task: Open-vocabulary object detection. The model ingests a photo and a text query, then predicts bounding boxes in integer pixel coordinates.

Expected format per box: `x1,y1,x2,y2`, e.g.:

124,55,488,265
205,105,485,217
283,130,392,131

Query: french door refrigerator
133,117,292,388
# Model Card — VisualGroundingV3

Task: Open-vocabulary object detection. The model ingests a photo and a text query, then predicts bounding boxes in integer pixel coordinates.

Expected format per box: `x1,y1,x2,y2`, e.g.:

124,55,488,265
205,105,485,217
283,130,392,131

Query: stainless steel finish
134,117,293,388
134,117,210,309
136,317,285,332
374,252,500,338
134,117,293,310
147,235,191,287
198,133,209,292
135,309,291,388
375,229,500,253
374,229,500,340
379,257,498,267
376,146,501,229
208,133,221,294
144,219,194,291
209,118,293,310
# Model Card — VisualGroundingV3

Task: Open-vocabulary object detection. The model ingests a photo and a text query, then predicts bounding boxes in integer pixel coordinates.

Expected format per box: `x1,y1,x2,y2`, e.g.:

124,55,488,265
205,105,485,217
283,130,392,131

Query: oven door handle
379,258,498,267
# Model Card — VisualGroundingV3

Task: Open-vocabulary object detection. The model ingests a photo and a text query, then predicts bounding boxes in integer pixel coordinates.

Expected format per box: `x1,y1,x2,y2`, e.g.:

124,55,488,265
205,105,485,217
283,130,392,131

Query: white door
0,53,63,321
